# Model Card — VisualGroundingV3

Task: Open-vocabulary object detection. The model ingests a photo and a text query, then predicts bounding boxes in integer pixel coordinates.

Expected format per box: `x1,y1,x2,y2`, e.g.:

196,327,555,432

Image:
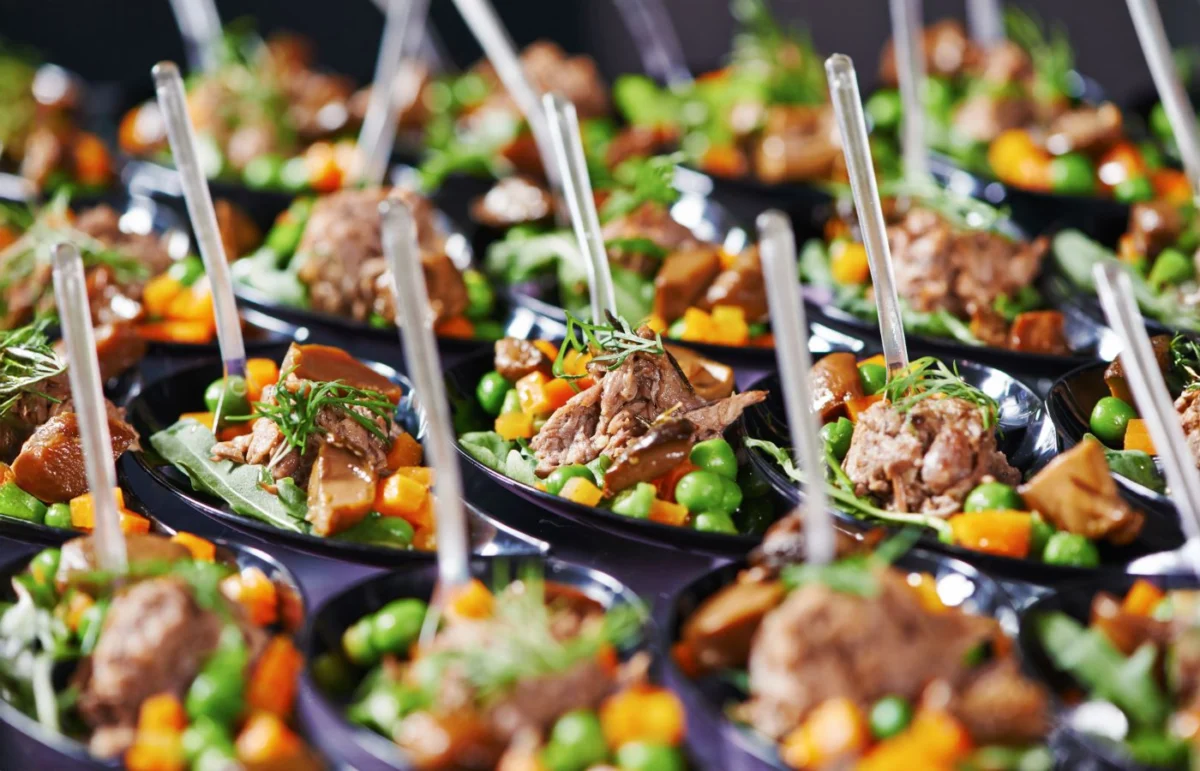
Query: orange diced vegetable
751,332,775,348
1122,579,1166,617
180,412,215,430
495,411,534,440
907,572,947,614
654,462,697,503
600,686,686,747
908,710,973,760
1098,141,1147,189
646,314,668,333
449,578,494,619
649,498,689,526
0,226,16,252
142,274,184,319
434,316,475,339
373,472,429,521
856,710,972,771
516,371,552,415
533,339,560,360
248,636,303,716
560,476,604,507
989,129,1049,187
948,511,1032,559
245,358,280,402
597,643,619,676
1124,419,1157,455
711,305,750,346
222,566,278,626
170,532,215,561
125,732,186,771
1153,168,1192,205
69,488,125,530
63,592,94,631
136,320,214,344
137,693,188,734
392,466,434,486
166,284,216,325
73,132,113,186
0,462,12,487
677,307,715,343
305,143,343,194
217,422,254,442
700,143,748,178
386,430,424,470
830,241,871,286
413,526,437,551
780,697,868,769
845,393,884,422
542,378,576,413
858,353,886,369
119,511,152,534
235,711,303,764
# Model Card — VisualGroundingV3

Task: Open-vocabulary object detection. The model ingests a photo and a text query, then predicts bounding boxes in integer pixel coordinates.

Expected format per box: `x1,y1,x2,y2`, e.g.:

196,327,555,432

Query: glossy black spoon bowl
446,348,794,555
121,343,546,565
1018,572,1200,771
297,556,653,771
744,365,1185,585
0,534,306,771
664,548,1016,770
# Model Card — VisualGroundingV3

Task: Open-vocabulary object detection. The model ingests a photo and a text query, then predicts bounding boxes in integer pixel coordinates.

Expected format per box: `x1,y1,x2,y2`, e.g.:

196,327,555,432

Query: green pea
463,269,496,321
368,312,390,329
717,476,743,515
821,417,854,460
694,511,738,534
747,322,770,340
1114,176,1155,203
185,671,243,725
865,89,902,132
0,482,46,523
311,652,355,697
615,741,686,771
203,375,251,417
370,599,427,655
476,371,514,416
674,470,726,513
348,684,408,735
43,502,71,529
242,153,285,190
279,157,311,193
182,716,234,762
735,496,774,536
869,695,913,739
611,482,656,519
923,76,956,119
546,465,595,496
1141,141,1165,171
452,72,490,107
1089,396,1137,446
1049,153,1096,196
1148,247,1194,290
29,548,60,587
690,438,738,480
737,463,771,499
500,389,522,415
545,709,608,771
1030,513,1055,558
342,618,378,666
1017,746,1056,771
963,482,1024,513
167,255,206,287
857,363,887,396
1042,532,1100,568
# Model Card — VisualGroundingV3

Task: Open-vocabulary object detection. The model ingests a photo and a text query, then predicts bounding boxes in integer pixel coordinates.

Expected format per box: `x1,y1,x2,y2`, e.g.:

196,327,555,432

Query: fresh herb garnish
600,153,683,222
552,312,665,383
884,356,1000,430
780,529,922,597
730,0,826,106
1005,6,1075,103
0,319,65,419
603,238,669,260
1170,334,1200,391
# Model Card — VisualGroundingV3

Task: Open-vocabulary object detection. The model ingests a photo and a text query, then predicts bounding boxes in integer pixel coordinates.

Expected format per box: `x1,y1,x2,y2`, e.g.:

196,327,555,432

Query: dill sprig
552,312,665,382
1170,334,1200,392
1005,6,1075,102
883,356,1000,429
251,367,396,469
0,320,65,419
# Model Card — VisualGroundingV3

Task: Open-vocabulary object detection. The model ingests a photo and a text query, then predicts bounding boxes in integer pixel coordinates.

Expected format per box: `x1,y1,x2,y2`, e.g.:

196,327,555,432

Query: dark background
1,0,1197,105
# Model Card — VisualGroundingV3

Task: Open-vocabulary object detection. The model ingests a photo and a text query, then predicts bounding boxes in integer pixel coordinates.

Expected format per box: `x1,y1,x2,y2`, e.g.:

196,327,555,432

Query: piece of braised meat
654,248,722,321
1019,438,1144,544
753,104,842,184
842,397,1020,516
12,408,140,503
494,338,552,382
1127,201,1184,262
952,94,1033,144
601,202,701,275
700,245,769,323
471,41,609,122
1045,102,1124,156
880,20,977,86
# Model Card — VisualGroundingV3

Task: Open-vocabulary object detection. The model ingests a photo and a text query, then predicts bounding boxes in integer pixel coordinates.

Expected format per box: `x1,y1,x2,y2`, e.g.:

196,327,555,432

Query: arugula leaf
604,238,668,260
459,431,515,472
484,231,579,285
993,285,1044,322
600,154,683,222
799,238,833,288
781,557,879,597
503,449,538,487
231,247,310,308
1083,433,1166,494
150,420,307,533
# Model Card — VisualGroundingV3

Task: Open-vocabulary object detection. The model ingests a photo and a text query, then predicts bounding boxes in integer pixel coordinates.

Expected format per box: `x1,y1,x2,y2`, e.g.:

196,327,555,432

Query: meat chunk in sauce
753,105,842,184
1128,201,1184,262
809,352,865,422
654,248,722,321
1020,438,1144,544
494,338,552,382
700,246,769,323
880,20,976,86
1045,103,1124,156
12,409,139,502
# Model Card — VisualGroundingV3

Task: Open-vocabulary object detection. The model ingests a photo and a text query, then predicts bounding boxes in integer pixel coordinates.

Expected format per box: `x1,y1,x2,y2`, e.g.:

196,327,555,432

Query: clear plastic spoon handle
966,0,1005,47
888,0,929,183
611,0,692,88
1094,263,1200,572
826,54,910,375
166,0,222,74
449,0,563,195
1126,0,1200,199
543,93,617,321
153,63,246,393
358,0,431,187
758,211,834,566
380,201,470,589
51,244,127,573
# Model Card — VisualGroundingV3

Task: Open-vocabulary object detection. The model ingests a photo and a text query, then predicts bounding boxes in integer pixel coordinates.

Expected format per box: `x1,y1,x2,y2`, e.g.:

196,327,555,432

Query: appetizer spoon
166,0,222,73
51,243,126,572
380,199,471,642
826,53,910,374
358,0,431,187
153,61,247,425
887,0,930,183
1126,0,1200,197
543,93,617,321
1095,263,1200,575
611,0,692,88
758,210,834,565
966,0,1006,47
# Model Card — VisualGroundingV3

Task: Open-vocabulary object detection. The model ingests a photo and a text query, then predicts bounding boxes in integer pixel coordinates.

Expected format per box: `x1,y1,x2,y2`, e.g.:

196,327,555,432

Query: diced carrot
750,332,775,348
780,697,868,769
69,488,125,530
449,578,494,619
596,643,619,676
710,305,750,346
392,466,434,486
948,511,1032,559
645,314,668,333
434,316,475,339
677,307,714,343
542,378,576,413
533,339,561,360
0,225,17,252
1152,168,1192,205
516,371,552,416
245,358,280,403
142,274,184,319
119,511,152,534
599,686,686,748
247,636,303,716
1122,579,1166,617
235,711,303,764
907,572,948,614
907,710,974,760
137,693,188,734
412,526,437,551
222,567,278,626
830,241,871,286
125,732,186,771
560,476,604,507
373,472,430,521
386,430,424,470
61,591,94,631
180,412,215,430
0,463,12,487
654,462,697,503
136,320,214,344
1098,141,1147,190
1124,419,1157,455
495,411,534,440
305,143,343,193
700,143,748,178
858,353,886,369
989,129,1045,183
649,498,689,527
672,641,699,679
166,284,216,325
73,132,113,186
845,393,884,422
170,532,215,561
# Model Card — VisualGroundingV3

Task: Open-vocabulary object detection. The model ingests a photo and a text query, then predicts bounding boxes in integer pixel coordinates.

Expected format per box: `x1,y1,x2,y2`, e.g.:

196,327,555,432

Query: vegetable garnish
1170,334,1200,391
599,153,684,222
248,366,396,470
0,320,65,419
729,0,826,107
883,357,1000,430
1004,6,1075,102
779,528,922,597
552,312,666,382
